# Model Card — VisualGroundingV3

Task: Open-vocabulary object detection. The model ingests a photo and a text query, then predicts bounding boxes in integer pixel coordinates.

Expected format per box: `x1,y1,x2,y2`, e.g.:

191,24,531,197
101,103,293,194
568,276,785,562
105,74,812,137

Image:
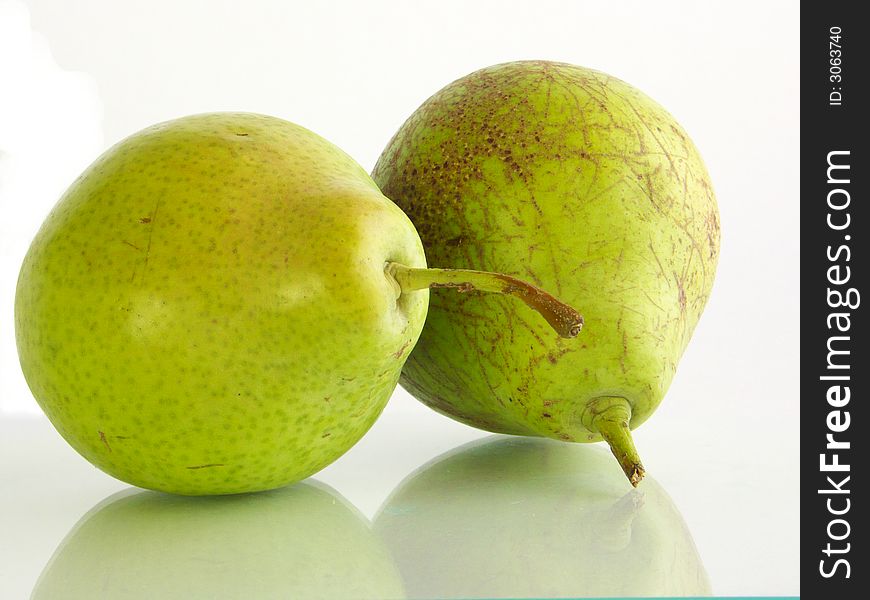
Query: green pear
16,112,579,495
33,481,405,599
373,61,721,485
374,436,711,598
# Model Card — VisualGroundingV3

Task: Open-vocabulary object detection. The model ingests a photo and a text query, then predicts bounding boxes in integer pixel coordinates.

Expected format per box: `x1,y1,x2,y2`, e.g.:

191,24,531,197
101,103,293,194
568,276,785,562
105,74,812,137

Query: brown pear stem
386,262,583,338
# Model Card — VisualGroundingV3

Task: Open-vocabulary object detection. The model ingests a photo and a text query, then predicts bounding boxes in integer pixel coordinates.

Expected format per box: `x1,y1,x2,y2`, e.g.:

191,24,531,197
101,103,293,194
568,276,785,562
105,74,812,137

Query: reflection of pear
374,437,710,598
33,481,404,600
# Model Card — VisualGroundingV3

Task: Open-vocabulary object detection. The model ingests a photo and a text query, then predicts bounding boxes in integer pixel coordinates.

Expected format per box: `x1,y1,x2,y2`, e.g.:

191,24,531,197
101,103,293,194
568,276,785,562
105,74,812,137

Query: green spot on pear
372,61,721,485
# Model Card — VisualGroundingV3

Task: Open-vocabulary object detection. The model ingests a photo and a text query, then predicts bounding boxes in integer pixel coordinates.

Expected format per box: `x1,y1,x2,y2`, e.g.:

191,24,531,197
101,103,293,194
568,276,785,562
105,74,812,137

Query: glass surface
0,385,798,598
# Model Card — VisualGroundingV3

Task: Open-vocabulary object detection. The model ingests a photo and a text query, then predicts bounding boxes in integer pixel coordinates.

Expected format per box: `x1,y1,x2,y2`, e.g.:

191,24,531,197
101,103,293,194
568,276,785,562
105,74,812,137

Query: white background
1,0,799,597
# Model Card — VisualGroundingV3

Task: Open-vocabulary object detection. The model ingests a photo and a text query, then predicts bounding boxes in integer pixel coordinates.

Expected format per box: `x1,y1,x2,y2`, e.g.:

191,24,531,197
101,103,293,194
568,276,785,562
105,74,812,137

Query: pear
33,481,405,599
373,61,720,485
374,436,711,598
15,112,579,495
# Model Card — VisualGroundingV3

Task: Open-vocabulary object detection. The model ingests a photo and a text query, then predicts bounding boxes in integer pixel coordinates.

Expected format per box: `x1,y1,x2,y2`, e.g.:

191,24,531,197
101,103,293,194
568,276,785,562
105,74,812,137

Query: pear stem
386,262,583,338
584,398,645,487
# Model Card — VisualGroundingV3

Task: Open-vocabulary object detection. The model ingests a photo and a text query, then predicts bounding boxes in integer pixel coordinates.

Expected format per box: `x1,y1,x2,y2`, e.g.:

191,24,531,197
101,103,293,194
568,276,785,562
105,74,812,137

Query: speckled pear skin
373,61,719,443
15,112,428,495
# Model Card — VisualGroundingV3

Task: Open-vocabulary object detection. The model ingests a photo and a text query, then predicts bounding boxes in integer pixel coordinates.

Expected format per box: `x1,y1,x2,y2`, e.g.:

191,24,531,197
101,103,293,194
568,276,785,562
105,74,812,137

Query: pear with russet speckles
373,61,720,485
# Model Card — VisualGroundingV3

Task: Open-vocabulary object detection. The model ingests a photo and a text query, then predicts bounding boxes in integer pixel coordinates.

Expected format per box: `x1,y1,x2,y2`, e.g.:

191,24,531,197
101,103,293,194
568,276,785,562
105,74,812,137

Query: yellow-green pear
16,112,579,495
373,61,721,485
